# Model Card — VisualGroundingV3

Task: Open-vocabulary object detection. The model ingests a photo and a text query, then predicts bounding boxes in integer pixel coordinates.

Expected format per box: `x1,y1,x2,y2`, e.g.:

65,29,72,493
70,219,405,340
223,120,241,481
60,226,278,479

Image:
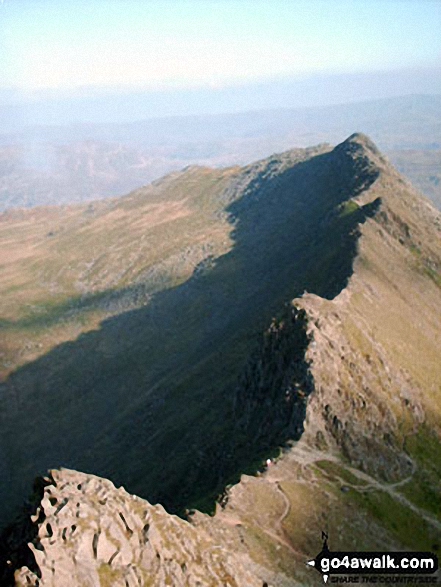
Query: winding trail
219,510,305,559
275,482,291,530
283,443,441,533
216,441,440,567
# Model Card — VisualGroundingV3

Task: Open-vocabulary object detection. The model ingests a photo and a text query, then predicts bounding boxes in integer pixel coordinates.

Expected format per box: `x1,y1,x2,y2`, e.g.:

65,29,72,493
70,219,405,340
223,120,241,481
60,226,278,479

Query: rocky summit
0,134,440,586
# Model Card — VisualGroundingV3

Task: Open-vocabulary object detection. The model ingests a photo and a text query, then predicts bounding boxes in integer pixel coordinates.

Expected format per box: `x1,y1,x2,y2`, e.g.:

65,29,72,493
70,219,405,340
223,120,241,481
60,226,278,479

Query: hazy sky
1,0,440,92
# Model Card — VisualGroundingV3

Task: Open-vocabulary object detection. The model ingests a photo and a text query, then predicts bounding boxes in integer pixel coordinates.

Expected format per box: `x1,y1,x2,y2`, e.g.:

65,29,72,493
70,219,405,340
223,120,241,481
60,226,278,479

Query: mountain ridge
1,134,440,585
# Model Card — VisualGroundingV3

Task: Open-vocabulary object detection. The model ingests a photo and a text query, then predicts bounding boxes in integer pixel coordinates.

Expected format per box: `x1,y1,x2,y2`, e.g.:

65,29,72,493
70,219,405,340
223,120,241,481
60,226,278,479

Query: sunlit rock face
14,469,262,587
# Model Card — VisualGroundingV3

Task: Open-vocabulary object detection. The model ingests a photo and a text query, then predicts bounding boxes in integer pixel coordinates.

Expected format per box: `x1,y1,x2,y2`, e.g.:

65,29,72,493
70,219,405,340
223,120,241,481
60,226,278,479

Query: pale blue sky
1,0,440,91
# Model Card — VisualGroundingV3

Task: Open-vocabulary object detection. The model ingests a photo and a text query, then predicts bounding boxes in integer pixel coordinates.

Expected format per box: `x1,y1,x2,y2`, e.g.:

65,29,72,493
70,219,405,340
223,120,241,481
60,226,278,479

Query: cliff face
2,134,441,586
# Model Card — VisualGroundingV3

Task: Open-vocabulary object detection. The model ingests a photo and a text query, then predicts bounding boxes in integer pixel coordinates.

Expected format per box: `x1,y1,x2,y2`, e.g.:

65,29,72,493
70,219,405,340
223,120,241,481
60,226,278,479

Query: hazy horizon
0,1,440,211
0,69,440,131
1,0,440,128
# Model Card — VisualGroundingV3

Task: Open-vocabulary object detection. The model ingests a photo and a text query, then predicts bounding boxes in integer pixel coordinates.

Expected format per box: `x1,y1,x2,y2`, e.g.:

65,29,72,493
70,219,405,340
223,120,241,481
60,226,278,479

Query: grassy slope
0,166,237,378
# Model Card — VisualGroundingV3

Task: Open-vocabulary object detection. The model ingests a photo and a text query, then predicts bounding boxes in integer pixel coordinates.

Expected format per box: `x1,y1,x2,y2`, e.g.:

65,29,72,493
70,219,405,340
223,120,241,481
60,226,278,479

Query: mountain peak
345,131,376,145
336,132,383,159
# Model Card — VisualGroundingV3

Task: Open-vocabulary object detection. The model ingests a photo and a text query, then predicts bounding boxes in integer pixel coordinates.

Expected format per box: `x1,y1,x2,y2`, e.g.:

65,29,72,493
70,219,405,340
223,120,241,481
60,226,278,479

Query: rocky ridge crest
13,469,262,587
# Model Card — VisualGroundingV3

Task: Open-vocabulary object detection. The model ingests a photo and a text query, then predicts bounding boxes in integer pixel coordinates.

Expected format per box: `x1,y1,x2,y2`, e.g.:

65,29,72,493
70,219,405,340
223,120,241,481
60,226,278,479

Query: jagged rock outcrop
13,469,263,587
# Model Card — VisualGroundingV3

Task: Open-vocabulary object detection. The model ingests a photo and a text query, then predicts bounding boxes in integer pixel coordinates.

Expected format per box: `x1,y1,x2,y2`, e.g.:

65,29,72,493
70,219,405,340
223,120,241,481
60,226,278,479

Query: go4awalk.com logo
307,533,439,584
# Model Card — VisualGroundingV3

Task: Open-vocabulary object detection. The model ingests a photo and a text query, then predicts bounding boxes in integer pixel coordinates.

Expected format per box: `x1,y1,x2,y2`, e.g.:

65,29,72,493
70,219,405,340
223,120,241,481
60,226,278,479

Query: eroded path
273,443,441,533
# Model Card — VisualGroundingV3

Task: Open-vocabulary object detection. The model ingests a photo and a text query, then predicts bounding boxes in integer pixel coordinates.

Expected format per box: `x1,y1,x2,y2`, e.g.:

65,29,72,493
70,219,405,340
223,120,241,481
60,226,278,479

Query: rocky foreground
13,469,263,587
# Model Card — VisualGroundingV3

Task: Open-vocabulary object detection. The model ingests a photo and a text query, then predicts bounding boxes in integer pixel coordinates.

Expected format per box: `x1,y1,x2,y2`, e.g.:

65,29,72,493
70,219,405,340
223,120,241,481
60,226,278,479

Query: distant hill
388,149,441,209
0,94,440,211
1,134,441,586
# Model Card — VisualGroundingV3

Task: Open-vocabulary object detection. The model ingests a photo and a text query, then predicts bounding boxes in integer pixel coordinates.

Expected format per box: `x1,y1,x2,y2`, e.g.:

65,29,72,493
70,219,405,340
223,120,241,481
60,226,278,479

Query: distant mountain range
1,134,440,586
1,94,440,211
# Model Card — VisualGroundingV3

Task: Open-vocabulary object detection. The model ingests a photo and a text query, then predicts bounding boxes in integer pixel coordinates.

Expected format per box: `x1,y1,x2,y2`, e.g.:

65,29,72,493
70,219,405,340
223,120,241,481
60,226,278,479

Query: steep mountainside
1,135,440,586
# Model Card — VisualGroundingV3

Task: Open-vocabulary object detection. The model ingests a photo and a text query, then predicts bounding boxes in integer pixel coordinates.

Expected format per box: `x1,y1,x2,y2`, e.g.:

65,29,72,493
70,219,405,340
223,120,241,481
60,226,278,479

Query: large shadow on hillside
0,138,381,552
